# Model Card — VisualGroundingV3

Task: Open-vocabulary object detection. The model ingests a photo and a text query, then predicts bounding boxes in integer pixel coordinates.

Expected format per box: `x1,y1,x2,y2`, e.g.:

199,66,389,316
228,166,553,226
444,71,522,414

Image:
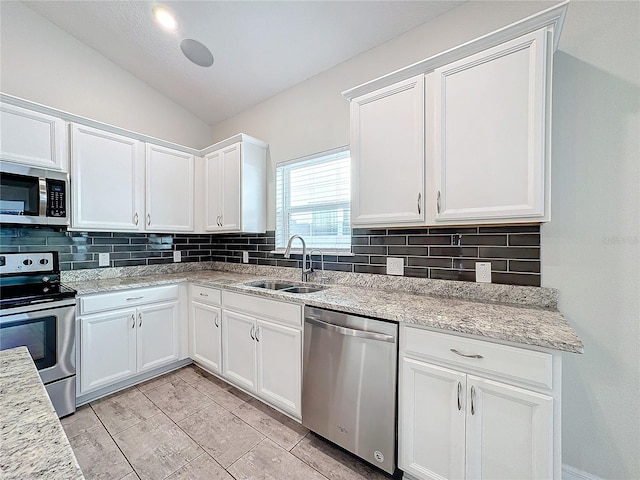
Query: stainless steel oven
0,162,68,226
0,252,77,417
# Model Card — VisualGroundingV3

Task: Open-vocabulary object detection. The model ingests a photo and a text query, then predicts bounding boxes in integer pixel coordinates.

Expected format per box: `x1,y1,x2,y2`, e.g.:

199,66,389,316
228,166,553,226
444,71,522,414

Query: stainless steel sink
281,286,324,294
248,280,297,290
245,280,326,294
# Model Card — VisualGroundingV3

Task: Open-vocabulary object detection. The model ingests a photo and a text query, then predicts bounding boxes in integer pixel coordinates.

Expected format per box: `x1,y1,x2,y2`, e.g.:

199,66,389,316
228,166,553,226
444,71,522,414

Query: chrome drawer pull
126,296,143,301
199,293,208,297
450,348,483,359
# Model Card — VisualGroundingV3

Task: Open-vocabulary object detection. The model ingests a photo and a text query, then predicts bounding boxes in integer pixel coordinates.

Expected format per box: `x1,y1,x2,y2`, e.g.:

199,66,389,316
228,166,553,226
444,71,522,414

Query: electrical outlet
386,257,404,276
173,251,181,262
98,253,110,267
242,251,249,263
475,262,492,283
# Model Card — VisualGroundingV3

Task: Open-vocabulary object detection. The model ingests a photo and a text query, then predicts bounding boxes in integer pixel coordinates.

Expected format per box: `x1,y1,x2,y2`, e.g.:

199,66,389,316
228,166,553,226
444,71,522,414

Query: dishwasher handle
305,316,396,343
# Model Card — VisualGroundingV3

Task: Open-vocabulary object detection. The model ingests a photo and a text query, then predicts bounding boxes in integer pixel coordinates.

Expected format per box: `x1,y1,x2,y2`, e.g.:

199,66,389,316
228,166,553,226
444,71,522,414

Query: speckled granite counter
65,266,583,354
0,347,84,479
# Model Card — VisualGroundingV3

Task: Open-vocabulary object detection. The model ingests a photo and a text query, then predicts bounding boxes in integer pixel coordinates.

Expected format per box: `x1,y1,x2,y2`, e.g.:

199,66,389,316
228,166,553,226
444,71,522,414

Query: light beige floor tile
136,371,179,393
291,433,390,480
207,383,252,411
228,438,326,480
233,398,308,450
175,365,252,410
165,453,234,480
91,387,161,436
174,365,218,387
121,472,140,480
60,405,101,440
113,412,203,480
68,424,133,480
177,402,264,468
142,377,213,423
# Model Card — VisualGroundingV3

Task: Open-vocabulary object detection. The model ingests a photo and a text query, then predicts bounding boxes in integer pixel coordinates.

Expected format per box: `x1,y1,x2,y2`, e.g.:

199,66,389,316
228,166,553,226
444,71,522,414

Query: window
276,147,350,251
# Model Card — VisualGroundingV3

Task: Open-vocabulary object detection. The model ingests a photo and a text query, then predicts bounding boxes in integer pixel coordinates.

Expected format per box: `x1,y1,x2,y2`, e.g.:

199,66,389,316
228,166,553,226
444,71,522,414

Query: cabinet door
431,29,547,222
80,309,137,393
465,375,553,480
219,143,241,232
399,357,466,480
190,302,222,374
222,310,256,391
256,319,302,417
0,103,67,171
145,144,194,232
204,150,223,231
71,124,144,231
136,301,180,374
351,75,425,226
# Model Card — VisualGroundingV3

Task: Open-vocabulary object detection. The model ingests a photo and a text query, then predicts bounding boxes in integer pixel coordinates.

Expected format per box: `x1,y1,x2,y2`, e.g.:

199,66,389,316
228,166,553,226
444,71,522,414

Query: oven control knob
39,258,49,265
23,259,33,266
42,276,50,283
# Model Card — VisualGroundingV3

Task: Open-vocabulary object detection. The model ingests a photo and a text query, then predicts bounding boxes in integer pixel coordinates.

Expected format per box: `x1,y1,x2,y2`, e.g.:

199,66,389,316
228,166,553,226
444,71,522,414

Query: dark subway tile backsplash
1,223,541,286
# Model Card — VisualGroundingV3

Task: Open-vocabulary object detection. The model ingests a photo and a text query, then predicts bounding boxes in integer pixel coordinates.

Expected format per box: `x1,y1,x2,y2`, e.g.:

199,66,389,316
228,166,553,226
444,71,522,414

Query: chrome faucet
309,249,327,285
284,235,312,282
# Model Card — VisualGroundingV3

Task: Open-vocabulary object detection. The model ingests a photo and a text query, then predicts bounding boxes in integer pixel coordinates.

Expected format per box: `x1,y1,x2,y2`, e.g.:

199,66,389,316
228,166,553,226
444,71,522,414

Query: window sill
270,249,353,257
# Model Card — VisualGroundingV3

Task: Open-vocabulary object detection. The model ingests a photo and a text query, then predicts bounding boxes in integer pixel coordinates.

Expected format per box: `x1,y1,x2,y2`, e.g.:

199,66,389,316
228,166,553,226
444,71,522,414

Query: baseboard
563,464,603,480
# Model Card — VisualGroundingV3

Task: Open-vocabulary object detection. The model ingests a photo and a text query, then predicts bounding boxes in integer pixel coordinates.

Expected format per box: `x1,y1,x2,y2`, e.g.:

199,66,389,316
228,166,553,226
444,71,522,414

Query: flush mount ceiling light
181,39,214,67
152,6,177,31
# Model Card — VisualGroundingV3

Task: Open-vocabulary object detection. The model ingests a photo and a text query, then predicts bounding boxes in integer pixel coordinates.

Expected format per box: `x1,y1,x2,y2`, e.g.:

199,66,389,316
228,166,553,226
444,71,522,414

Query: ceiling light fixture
152,6,177,31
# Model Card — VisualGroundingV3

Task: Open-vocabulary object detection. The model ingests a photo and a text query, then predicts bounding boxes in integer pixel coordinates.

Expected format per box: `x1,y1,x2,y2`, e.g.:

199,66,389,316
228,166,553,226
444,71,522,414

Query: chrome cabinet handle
131,314,135,329
250,325,255,340
216,215,221,227
126,296,143,301
417,192,422,215
450,349,483,359
255,326,260,342
436,191,441,214
138,312,142,327
134,212,139,225
147,213,151,226
199,292,208,297
219,215,223,227
471,386,476,415
214,313,219,328
457,381,462,411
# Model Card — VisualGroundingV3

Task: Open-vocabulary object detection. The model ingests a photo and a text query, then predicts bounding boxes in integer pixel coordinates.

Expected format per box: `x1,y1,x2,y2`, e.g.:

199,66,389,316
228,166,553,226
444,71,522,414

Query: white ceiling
23,1,464,126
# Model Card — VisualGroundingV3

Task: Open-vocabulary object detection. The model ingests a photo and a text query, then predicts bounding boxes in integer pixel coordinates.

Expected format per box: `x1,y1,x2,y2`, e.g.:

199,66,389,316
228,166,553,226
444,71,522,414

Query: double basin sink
246,280,326,294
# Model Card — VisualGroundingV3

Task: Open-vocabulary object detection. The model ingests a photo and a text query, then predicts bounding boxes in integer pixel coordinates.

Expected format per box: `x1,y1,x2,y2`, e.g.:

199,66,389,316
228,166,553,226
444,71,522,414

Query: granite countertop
0,347,84,480
67,270,584,354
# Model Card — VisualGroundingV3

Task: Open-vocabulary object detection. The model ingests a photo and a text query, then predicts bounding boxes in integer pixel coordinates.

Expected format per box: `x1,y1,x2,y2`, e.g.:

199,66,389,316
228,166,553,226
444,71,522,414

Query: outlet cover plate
475,262,492,283
387,257,404,276
242,251,249,263
173,251,181,262
98,253,109,267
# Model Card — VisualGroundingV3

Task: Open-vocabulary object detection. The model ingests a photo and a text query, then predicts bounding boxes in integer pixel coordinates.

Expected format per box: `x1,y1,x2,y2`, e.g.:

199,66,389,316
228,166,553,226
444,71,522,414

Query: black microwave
0,162,69,226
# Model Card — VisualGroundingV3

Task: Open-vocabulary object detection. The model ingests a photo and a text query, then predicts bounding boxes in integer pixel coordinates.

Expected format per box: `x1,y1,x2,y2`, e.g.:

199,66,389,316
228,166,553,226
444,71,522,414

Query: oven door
0,299,76,384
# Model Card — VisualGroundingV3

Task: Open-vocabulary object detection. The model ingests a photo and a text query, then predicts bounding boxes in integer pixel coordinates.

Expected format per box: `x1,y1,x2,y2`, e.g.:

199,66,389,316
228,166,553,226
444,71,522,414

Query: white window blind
276,147,351,251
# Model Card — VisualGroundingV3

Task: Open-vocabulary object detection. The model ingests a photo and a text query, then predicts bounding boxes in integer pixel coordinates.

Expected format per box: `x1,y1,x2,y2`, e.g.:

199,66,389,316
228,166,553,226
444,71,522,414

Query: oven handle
305,316,395,343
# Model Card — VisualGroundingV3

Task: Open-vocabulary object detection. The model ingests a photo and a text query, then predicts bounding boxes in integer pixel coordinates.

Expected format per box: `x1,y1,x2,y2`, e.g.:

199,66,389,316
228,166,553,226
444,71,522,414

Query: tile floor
62,365,391,480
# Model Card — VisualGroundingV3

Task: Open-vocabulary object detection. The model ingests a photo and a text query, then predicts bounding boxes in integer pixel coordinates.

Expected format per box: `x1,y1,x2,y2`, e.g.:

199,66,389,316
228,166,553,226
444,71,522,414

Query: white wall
542,1,640,478
0,1,213,149
211,1,640,478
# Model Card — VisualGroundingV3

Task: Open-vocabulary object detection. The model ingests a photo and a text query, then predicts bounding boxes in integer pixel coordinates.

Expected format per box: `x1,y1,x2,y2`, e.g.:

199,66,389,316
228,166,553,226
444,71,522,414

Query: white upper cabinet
429,28,549,223
200,135,267,234
350,75,425,227
145,144,195,232
71,123,196,233
344,3,567,227
0,103,68,171
71,124,144,231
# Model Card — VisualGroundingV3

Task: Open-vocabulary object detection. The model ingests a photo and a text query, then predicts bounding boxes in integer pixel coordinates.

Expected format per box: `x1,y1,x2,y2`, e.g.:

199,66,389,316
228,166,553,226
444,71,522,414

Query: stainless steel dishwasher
302,306,398,475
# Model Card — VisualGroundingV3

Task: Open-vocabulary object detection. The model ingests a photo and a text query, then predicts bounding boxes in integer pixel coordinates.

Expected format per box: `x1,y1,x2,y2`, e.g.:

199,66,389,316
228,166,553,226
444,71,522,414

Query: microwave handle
39,178,47,217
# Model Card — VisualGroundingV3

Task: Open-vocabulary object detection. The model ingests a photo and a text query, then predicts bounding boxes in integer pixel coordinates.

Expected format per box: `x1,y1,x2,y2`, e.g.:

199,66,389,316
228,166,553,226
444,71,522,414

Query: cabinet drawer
79,285,179,315
223,291,302,328
191,284,222,305
402,327,552,390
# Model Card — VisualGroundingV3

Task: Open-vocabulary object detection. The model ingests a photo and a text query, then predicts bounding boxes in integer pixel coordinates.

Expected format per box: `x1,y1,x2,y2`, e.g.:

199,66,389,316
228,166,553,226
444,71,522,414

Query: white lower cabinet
78,285,181,395
399,326,559,480
221,291,302,418
189,285,223,374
